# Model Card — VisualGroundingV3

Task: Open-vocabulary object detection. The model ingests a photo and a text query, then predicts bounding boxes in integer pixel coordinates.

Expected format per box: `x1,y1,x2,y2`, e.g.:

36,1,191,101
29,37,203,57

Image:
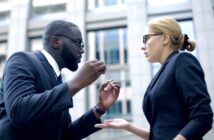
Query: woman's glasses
143,32,163,44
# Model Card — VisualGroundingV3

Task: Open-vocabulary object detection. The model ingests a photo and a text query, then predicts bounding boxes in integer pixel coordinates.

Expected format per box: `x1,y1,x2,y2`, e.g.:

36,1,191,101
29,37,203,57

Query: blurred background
0,0,214,139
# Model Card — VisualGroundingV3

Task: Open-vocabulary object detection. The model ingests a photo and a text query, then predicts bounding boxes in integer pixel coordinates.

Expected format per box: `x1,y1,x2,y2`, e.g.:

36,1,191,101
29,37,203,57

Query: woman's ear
50,36,63,49
162,34,170,46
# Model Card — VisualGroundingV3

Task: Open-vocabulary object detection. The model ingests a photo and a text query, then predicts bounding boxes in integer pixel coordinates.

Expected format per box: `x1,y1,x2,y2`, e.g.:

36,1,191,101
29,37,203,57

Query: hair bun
181,34,189,51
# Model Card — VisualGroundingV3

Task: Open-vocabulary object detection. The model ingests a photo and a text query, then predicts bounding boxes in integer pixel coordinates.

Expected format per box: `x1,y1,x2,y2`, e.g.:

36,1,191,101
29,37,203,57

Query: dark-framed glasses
143,32,163,44
55,34,84,49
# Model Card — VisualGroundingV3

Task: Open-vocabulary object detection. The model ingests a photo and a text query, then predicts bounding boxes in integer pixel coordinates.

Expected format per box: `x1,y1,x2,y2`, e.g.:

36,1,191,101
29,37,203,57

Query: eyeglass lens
143,33,163,44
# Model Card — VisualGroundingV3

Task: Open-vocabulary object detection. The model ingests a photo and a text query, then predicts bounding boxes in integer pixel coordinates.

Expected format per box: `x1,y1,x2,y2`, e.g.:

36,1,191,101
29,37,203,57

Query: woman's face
142,28,164,63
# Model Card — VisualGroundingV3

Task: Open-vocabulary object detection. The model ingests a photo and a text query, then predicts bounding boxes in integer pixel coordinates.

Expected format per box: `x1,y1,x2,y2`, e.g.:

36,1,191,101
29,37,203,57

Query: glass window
0,41,7,53
33,0,66,7
95,32,100,60
0,11,10,24
88,0,126,10
95,0,100,7
0,0,7,2
32,0,66,17
88,28,130,117
95,69,122,90
213,0,214,16
103,0,117,6
0,0,10,24
105,70,121,81
126,100,131,114
30,37,43,51
103,29,120,64
92,28,127,65
147,0,190,14
147,0,188,7
106,99,132,117
213,0,214,15
121,0,128,4
123,28,127,64
124,69,130,86
33,4,66,17
106,101,122,116
95,0,119,8
0,11,9,20
0,41,6,80
0,57,6,83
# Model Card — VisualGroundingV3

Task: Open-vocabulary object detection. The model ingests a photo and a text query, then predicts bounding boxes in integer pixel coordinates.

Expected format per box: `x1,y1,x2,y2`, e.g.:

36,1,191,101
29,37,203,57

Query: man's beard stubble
61,45,78,71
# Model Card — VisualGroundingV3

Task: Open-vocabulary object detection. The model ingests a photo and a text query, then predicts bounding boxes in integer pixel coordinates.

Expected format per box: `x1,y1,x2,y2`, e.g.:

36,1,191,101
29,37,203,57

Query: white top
41,49,61,77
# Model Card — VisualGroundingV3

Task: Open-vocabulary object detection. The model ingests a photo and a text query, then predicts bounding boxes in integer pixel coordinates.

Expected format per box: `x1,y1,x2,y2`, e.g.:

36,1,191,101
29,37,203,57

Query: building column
7,0,31,57
127,0,151,129
192,0,214,139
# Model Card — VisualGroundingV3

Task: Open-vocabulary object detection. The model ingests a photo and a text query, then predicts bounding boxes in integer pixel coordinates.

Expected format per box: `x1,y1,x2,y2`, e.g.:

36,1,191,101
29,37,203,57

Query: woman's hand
95,118,150,140
95,119,130,130
173,134,187,140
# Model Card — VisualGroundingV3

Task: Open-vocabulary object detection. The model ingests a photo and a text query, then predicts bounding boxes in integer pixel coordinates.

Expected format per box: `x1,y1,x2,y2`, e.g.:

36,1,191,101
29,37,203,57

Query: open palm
95,119,130,129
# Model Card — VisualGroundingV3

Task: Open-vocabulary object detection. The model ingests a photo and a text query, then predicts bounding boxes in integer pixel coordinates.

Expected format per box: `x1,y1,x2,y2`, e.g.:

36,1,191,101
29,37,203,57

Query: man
0,20,120,140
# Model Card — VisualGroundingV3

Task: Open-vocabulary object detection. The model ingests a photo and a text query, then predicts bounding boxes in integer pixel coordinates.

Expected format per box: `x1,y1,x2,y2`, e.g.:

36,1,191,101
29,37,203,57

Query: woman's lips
144,52,148,57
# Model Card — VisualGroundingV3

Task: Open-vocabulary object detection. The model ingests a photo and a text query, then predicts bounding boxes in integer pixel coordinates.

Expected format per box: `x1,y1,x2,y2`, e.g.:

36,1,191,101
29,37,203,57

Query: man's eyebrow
76,39,82,42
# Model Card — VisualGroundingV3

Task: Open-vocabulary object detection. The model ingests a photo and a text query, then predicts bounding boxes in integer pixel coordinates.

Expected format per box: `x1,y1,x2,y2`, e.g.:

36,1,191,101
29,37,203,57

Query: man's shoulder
5,51,41,69
8,51,40,62
10,51,36,57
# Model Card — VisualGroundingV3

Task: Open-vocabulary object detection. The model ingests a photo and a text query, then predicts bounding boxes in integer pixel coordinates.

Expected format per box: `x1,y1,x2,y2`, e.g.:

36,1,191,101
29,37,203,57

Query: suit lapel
147,64,166,93
35,51,58,86
145,51,179,94
143,62,166,124
143,51,179,124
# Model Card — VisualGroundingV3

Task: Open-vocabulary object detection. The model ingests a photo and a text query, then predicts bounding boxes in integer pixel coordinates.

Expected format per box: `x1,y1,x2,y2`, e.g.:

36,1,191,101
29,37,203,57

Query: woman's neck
160,48,175,64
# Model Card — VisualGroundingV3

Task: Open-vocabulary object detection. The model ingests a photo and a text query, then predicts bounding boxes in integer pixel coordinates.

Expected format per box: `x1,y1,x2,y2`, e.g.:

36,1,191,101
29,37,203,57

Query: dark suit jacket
143,51,213,140
0,51,101,140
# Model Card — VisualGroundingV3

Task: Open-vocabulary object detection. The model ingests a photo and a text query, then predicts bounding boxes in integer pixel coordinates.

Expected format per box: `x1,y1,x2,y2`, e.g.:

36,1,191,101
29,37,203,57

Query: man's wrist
66,80,81,97
94,105,106,115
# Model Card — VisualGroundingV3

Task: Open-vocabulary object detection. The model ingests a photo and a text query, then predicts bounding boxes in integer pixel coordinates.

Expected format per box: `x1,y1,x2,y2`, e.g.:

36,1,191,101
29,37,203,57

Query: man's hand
97,80,120,111
67,60,106,96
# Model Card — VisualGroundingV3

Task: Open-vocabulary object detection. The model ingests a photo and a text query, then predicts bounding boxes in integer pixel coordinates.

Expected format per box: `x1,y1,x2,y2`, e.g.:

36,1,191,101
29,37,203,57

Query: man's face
60,28,84,71
61,43,78,71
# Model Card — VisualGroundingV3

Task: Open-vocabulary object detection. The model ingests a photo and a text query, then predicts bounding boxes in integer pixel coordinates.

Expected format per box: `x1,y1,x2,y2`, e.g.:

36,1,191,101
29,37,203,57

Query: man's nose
79,48,84,54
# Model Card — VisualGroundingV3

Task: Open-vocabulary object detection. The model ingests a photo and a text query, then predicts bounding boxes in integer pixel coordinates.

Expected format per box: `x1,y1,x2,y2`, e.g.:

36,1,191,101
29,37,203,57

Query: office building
0,0,213,139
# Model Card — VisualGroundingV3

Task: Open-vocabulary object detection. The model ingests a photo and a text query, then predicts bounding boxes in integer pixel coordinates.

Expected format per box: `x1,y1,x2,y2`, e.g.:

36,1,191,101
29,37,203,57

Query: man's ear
50,36,63,49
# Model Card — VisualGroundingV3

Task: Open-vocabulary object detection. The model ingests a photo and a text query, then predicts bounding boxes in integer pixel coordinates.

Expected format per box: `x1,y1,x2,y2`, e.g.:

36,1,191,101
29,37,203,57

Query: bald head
42,20,79,45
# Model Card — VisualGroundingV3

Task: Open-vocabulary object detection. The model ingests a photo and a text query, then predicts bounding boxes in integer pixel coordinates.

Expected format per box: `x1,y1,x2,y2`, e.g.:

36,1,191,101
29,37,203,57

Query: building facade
0,0,214,139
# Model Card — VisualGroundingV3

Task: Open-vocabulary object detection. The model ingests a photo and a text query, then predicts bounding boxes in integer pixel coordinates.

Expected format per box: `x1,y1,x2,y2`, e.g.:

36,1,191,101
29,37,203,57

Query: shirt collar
41,49,61,77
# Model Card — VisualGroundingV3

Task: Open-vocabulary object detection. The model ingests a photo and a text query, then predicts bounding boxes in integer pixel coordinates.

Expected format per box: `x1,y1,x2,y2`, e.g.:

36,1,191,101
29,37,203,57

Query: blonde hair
147,17,195,51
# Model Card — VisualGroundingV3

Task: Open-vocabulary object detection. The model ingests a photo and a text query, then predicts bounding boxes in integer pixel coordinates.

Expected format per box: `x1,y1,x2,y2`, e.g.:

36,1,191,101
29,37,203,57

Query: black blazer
143,51,213,140
0,51,100,140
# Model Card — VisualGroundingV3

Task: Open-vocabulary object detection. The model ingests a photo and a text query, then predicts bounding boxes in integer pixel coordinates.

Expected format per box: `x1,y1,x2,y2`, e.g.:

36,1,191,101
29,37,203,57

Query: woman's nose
141,45,146,50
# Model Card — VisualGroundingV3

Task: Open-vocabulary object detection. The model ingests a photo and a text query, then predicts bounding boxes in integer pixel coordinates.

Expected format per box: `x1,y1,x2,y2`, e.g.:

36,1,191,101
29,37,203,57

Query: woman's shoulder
174,51,199,64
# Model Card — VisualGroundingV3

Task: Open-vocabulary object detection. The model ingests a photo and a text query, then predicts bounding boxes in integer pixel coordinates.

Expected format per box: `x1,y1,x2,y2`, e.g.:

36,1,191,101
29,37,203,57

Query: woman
95,17,213,140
